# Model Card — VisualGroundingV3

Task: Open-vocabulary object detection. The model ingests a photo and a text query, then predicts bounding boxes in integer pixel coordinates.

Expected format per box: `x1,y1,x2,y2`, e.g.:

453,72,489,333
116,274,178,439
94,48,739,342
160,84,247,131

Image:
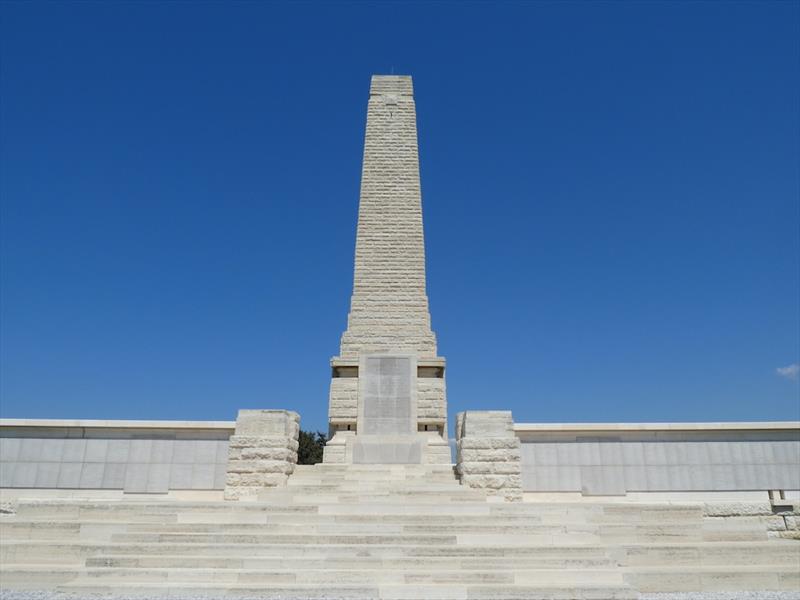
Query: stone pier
223,409,299,500
456,411,523,501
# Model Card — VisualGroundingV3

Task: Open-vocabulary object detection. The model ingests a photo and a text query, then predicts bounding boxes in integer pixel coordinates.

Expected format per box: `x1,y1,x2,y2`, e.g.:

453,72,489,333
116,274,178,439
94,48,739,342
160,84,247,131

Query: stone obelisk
323,75,450,464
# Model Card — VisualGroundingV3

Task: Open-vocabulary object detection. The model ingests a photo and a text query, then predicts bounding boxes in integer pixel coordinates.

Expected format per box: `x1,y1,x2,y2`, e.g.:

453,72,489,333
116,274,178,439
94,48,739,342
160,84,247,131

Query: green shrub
297,430,327,465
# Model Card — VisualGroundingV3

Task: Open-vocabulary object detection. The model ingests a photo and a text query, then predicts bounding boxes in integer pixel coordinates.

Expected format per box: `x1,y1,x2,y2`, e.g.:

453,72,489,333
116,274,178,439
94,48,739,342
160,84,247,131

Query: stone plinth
224,409,299,500
455,411,522,501
322,430,451,465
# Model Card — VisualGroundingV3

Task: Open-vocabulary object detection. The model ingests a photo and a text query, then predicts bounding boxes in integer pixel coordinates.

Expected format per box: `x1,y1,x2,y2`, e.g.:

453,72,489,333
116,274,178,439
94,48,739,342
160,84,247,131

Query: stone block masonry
338,75,438,360
223,409,299,500
456,411,523,501
515,421,800,496
326,75,448,445
0,419,233,493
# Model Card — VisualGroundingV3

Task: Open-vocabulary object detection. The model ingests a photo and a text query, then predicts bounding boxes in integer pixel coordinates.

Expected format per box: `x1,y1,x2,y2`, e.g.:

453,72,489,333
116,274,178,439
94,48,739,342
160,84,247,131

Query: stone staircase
1,464,799,599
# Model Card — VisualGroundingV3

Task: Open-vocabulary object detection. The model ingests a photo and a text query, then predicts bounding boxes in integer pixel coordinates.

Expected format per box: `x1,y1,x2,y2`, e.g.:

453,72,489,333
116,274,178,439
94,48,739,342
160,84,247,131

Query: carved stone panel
359,355,416,436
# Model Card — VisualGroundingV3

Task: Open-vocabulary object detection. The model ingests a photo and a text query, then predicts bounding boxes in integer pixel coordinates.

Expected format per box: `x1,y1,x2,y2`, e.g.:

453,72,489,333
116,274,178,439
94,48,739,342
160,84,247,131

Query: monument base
323,431,451,465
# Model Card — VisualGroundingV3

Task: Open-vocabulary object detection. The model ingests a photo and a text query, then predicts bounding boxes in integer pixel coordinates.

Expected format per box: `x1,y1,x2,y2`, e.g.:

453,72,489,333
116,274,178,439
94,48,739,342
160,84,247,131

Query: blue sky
1,1,798,433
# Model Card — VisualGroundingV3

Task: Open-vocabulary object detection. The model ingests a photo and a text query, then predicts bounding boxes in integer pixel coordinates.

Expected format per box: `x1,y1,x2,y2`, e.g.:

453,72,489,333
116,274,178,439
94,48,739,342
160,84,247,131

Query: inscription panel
519,434,800,493
361,356,414,435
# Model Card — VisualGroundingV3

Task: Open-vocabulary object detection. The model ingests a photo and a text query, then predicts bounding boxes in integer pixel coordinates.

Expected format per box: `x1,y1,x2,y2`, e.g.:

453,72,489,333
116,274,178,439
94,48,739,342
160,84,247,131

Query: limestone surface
223,410,299,500
456,411,523,501
2,464,798,598
338,75,437,359
326,74,447,443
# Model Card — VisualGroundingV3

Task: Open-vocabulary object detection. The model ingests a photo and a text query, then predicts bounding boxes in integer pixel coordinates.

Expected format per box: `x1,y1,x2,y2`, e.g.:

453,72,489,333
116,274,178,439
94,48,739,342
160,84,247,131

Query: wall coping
2,419,797,433
514,421,800,433
0,419,236,430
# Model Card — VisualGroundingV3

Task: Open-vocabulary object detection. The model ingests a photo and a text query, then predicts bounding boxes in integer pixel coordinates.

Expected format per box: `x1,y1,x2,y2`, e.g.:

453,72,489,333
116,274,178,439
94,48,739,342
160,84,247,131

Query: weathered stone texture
327,76,447,446
330,375,445,424
224,410,299,500
701,501,800,539
416,378,446,421
456,411,522,501
328,378,358,421
321,442,346,464
338,75,437,359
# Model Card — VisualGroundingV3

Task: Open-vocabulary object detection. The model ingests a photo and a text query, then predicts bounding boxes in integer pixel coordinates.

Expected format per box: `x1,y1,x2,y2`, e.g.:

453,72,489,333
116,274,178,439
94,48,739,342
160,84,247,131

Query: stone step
5,527,745,545
288,469,458,477
489,505,706,518
104,532,460,545
6,522,754,541
617,541,800,566
12,501,320,519
5,539,793,565
5,513,554,525
49,582,639,600
1,521,600,536
11,504,498,518
0,567,78,587
274,485,474,494
10,542,800,567
4,563,798,592
8,566,625,586
285,477,461,485
7,507,711,525
292,464,456,473
0,541,621,561
84,546,800,568
3,514,729,530
71,567,510,585
622,565,800,592
8,500,716,524
283,483,466,491
107,531,637,546
2,494,794,598
256,494,489,504
48,567,793,594
8,499,706,511
288,471,458,479
2,517,738,538
4,516,768,543
80,555,619,570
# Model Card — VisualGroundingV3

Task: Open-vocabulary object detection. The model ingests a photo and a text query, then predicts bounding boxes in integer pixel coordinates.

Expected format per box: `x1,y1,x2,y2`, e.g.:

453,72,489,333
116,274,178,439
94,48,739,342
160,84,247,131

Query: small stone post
455,411,522,501
224,409,300,500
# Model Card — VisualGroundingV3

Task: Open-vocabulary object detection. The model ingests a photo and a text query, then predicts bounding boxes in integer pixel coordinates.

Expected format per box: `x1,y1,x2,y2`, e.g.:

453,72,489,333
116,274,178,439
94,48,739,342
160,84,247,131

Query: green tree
297,430,327,465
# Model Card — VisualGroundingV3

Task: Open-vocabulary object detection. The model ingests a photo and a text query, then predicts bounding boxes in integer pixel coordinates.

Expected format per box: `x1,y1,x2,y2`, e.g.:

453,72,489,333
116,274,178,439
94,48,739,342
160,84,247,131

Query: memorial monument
0,74,798,598
323,75,451,466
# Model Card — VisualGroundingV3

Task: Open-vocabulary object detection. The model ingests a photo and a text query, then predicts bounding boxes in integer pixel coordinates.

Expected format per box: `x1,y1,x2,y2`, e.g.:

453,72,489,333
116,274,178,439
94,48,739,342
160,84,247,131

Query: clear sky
1,1,798,434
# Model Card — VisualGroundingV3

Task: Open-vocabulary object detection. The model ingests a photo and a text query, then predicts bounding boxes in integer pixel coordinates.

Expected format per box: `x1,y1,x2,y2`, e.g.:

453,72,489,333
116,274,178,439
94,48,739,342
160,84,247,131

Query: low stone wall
223,410,300,500
0,419,234,492
5,416,798,500
455,411,522,501
0,412,301,497
515,422,800,496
